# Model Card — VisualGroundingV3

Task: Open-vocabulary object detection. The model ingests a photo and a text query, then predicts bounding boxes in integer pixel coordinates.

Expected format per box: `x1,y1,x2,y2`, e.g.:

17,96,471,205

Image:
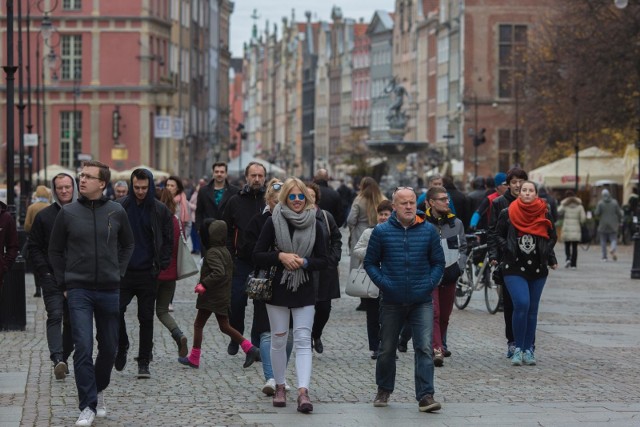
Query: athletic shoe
433,349,444,367
137,362,151,379
511,348,523,366
262,378,276,396
523,349,537,366
373,388,390,407
564,260,571,268
75,408,95,426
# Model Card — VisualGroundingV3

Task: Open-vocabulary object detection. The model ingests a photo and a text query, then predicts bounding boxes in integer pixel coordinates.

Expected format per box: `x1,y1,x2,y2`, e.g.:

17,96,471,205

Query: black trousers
118,270,158,362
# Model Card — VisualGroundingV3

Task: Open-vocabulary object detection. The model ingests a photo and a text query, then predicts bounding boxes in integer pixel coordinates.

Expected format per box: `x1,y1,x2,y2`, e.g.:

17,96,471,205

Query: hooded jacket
118,169,173,274
48,194,135,291
364,212,445,305
424,207,467,283
28,173,79,277
558,196,586,242
0,201,19,276
594,189,623,233
222,184,266,260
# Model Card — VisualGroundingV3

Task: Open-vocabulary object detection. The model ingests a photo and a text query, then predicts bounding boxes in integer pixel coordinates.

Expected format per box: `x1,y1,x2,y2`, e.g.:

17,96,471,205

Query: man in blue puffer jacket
364,187,445,413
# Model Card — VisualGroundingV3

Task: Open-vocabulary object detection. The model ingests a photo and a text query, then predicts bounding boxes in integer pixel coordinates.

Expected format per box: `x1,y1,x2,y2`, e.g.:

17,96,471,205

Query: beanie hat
494,172,507,186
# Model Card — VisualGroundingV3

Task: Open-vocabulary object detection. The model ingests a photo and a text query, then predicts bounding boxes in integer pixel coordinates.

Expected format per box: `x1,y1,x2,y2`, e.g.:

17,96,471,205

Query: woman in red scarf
493,181,557,366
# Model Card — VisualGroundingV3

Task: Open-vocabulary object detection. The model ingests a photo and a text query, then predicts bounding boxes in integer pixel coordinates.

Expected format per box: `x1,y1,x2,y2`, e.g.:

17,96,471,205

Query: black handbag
245,266,276,301
580,223,590,244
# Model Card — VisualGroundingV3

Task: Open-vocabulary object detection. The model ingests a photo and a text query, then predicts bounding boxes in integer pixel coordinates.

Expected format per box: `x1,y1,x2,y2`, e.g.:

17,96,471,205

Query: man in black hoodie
28,172,78,380
115,168,173,379
49,161,134,426
222,161,266,355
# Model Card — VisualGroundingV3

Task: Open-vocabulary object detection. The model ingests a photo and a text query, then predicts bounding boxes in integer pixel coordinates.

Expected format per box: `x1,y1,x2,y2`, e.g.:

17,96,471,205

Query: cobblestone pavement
2,233,640,426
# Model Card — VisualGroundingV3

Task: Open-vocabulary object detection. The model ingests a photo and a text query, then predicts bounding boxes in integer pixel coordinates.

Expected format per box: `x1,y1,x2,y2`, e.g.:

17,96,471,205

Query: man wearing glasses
49,161,134,426
222,161,267,355
364,187,445,413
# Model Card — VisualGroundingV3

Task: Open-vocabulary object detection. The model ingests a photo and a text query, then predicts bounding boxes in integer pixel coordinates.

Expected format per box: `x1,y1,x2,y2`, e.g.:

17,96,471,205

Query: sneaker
373,388,390,407
54,361,67,380
114,348,127,371
262,378,276,396
523,349,537,366
511,348,523,366
611,251,618,261
418,394,441,412
137,362,151,379
96,391,106,418
75,407,95,426
227,341,239,356
564,259,571,268
397,341,408,353
178,356,199,368
506,342,516,358
601,258,608,262
571,266,577,270
433,349,444,367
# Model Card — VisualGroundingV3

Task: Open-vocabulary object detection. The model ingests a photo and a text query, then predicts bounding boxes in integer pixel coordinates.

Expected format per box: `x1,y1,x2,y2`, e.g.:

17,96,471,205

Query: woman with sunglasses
253,177,328,413
241,178,294,396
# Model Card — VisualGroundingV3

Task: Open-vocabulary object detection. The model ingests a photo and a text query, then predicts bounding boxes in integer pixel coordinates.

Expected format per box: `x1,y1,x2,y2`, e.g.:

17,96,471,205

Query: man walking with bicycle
424,186,466,367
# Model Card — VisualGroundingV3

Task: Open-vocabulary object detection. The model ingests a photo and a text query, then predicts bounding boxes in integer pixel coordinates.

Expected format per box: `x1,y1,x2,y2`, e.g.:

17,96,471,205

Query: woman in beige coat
558,190,586,269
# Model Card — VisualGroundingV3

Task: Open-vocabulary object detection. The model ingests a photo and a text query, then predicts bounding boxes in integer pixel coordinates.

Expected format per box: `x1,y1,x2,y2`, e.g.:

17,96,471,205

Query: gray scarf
272,203,317,292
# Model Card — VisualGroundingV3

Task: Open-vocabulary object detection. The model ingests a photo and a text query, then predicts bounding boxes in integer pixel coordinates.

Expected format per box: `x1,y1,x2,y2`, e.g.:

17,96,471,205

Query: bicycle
454,231,502,314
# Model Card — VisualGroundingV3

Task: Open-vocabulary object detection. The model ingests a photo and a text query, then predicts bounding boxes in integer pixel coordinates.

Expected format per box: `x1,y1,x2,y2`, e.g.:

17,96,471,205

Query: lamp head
615,0,629,9
40,15,54,42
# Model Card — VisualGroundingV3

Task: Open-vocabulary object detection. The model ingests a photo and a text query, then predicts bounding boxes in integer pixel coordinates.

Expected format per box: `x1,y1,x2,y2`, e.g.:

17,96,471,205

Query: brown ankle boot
297,389,313,413
273,384,286,407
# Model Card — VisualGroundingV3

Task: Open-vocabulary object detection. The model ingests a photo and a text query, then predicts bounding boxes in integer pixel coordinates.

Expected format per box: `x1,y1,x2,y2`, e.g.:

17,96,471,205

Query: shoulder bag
246,265,276,301
176,216,199,280
346,263,379,298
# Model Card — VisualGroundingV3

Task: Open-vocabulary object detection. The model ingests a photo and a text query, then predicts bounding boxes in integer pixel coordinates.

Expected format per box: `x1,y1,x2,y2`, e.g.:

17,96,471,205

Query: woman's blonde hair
265,177,283,204
278,177,314,211
356,177,386,225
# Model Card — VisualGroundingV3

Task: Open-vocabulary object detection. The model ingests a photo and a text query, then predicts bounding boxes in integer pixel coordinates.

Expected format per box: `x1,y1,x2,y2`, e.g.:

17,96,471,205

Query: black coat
195,180,239,231
314,208,342,301
28,203,61,277
222,185,266,260
252,217,328,308
316,180,345,227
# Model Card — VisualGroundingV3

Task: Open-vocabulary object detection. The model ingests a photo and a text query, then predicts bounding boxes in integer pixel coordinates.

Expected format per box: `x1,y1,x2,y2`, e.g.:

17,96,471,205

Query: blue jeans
376,301,435,401
503,275,546,351
599,231,617,259
259,331,293,381
67,288,120,412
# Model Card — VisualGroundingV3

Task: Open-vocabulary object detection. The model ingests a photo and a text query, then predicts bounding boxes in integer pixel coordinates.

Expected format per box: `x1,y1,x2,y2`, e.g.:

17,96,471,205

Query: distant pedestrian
28,174,77,380
113,181,128,199
165,175,192,238
347,177,385,270
490,181,557,366
594,189,623,262
24,184,52,297
188,178,206,254
178,219,261,369
313,168,344,227
49,160,134,426
558,190,586,269
364,187,445,413
337,179,354,227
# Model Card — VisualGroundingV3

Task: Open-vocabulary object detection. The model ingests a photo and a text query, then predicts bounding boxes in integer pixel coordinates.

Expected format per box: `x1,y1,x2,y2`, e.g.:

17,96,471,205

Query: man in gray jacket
49,161,134,426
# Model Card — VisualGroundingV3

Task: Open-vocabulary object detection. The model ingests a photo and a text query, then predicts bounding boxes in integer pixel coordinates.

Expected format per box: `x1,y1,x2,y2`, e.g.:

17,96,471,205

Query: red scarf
508,197,552,238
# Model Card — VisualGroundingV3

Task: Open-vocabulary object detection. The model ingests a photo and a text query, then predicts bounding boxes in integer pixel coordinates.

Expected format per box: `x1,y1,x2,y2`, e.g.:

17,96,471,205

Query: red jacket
158,216,182,281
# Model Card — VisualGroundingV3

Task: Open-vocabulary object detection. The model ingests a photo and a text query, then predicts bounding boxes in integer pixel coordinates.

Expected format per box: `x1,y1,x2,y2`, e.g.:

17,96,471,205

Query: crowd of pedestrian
10,156,631,426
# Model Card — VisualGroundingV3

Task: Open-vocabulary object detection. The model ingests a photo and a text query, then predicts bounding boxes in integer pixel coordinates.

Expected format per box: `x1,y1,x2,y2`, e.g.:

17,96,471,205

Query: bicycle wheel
484,266,501,314
454,260,473,310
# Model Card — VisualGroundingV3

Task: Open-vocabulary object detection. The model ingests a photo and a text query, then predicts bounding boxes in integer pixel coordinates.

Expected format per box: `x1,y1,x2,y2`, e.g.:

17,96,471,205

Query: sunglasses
271,182,284,190
393,186,414,195
288,193,306,201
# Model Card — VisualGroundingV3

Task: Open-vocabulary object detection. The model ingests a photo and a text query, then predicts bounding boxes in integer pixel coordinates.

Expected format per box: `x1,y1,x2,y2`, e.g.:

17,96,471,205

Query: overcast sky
229,1,396,57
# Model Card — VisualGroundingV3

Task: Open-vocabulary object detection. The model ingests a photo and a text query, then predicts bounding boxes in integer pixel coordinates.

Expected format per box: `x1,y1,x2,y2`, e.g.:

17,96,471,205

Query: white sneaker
75,407,95,426
262,378,276,396
284,382,291,391
96,391,106,417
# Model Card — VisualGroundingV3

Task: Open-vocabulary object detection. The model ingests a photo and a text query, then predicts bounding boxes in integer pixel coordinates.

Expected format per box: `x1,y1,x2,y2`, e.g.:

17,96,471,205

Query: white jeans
265,304,315,389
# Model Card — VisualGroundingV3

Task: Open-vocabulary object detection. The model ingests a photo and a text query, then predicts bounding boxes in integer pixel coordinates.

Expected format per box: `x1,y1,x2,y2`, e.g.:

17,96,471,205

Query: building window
61,35,82,81
62,0,81,10
498,24,527,98
60,111,82,169
497,128,523,171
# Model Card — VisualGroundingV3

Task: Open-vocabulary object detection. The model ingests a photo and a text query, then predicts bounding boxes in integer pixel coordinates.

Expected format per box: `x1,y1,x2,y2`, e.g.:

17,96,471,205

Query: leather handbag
176,217,199,280
346,265,379,298
246,266,276,301
580,223,591,244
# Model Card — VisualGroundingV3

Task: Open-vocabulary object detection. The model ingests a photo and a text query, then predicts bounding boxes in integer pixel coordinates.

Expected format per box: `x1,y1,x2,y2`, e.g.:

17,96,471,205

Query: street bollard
0,255,26,331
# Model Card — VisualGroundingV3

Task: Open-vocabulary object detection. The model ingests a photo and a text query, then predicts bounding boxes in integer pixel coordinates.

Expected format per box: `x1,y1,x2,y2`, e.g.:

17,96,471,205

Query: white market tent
529,146,624,189
226,154,286,178
32,164,76,183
